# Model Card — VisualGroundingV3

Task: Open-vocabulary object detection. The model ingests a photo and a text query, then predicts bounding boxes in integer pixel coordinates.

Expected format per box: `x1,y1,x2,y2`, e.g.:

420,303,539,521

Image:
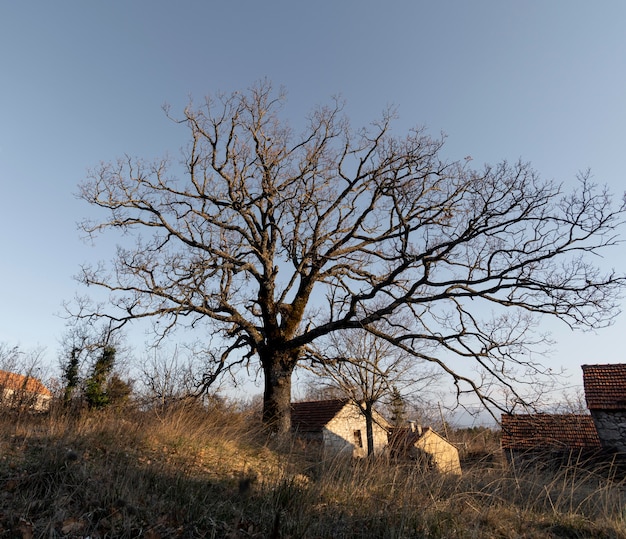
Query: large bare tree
78,81,625,433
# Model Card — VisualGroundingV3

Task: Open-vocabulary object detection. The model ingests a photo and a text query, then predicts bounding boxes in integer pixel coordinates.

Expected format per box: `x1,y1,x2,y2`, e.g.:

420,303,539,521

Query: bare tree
77,80,625,433
304,328,440,455
549,387,589,415
0,343,48,410
0,343,22,375
138,346,209,410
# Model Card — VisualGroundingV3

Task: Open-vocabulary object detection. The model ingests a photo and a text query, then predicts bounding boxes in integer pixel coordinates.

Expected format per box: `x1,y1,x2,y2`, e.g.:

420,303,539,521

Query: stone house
388,423,462,474
0,370,52,412
500,413,601,465
582,363,626,454
291,398,390,458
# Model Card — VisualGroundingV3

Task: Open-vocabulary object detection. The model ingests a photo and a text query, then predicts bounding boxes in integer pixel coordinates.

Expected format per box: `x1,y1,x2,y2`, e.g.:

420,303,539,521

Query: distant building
582,363,626,454
388,423,462,474
0,370,52,412
500,413,601,465
291,399,390,458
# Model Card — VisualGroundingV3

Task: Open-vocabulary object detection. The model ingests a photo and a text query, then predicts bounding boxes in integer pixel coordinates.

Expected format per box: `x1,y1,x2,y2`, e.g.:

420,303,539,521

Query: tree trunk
365,401,375,457
261,350,298,434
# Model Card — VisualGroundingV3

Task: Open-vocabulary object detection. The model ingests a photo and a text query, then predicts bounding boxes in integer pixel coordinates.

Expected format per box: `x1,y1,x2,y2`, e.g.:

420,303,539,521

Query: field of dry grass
1,402,625,538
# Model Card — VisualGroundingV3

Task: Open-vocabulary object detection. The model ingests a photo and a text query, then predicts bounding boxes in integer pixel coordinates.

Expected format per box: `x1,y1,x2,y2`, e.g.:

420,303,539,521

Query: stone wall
324,404,388,458
414,429,462,475
0,387,51,412
590,410,626,453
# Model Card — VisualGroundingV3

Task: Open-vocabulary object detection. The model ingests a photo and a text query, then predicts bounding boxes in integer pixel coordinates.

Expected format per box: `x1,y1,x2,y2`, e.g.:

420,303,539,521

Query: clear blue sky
1,1,625,404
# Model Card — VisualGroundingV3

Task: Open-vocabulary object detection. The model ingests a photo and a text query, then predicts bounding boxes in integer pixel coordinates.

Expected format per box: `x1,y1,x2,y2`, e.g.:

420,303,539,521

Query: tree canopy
78,81,625,432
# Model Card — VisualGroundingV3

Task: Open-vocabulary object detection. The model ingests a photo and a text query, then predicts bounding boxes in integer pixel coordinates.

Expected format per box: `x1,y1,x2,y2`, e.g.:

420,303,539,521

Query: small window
353,429,363,448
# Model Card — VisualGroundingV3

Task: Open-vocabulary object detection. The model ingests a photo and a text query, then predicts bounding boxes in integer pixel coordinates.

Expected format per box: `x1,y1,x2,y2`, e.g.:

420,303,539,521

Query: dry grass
0,404,625,538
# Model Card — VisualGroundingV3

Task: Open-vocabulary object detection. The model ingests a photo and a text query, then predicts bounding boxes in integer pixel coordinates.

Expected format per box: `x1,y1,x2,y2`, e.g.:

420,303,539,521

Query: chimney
407,420,422,435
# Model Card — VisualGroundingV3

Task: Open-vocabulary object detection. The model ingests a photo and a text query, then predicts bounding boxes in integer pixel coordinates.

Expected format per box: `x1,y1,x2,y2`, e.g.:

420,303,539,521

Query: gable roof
0,370,51,396
501,414,601,451
291,399,351,433
388,426,434,450
582,364,626,410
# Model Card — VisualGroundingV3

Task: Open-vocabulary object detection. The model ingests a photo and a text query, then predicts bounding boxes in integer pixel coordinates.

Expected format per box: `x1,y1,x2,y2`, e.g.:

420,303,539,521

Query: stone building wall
324,405,388,458
414,429,462,475
0,387,51,412
590,410,626,453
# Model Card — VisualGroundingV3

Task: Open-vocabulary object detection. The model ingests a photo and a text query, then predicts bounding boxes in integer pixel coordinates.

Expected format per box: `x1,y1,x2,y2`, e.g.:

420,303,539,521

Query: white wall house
291,398,390,458
0,370,52,412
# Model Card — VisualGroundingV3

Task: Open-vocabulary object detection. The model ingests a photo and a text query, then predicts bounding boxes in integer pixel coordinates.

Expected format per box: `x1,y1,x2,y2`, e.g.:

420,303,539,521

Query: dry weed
0,405,625,538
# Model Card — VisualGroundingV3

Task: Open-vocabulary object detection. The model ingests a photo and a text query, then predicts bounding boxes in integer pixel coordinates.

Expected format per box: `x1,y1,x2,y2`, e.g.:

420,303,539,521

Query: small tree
0,343,21,376
139,347,204,410
62,347,81,406
85,345,116,409
388,385,408,427
104,373,133,409
77,81,625,433
305,328,439,455
59,317,129,410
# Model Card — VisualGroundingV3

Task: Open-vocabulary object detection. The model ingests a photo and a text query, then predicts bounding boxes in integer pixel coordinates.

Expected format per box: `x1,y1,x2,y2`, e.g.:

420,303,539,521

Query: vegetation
58,323,133,412
1,403,625,538
304,328,440,457
84,346,117,409
61,348,80,407
76,80,625,433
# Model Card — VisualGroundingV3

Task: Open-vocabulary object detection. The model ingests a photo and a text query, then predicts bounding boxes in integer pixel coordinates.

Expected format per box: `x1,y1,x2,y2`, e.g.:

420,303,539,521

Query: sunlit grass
0,403,625,538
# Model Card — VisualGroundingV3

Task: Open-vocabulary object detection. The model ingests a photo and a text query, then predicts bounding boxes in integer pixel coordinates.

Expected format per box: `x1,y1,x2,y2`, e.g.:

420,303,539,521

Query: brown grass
0,403,625,538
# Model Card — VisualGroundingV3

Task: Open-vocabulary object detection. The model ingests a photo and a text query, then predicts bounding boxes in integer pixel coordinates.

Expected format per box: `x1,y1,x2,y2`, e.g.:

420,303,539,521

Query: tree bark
364,401,375,457
261,349,299,434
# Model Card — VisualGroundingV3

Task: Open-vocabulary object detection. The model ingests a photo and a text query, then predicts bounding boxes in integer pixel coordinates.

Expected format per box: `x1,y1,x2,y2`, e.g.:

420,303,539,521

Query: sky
1,1,625,415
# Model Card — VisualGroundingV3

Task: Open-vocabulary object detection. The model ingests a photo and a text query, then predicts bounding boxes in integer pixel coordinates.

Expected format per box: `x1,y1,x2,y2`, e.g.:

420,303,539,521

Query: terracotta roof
388,426,431,450
0,370,51,396
291,399,350,433
501,414,600,451
582,364,626,410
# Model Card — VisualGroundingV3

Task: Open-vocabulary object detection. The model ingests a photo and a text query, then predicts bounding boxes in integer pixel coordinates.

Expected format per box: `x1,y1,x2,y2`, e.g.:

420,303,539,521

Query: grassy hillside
0,403,625,538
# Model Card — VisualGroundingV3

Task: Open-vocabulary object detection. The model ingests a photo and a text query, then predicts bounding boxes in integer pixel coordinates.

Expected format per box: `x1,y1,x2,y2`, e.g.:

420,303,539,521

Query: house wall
0,388,51,412
590,410,626,453
323,405,388,458
414,430,462,475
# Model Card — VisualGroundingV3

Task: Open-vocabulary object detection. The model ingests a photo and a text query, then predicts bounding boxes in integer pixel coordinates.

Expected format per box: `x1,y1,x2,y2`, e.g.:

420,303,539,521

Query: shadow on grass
1,408,626,538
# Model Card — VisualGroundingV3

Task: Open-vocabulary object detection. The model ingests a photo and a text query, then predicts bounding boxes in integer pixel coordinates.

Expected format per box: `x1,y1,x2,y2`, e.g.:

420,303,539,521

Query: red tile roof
582,364,626,410
388,426,431,450
0,370,51,397
501,414,601,451
291,399,351,433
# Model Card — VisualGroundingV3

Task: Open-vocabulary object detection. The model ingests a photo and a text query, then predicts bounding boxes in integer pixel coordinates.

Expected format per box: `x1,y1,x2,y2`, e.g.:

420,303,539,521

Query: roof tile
501,414,600,451
0,370,51,396
291,399,350,433
582,364,626,410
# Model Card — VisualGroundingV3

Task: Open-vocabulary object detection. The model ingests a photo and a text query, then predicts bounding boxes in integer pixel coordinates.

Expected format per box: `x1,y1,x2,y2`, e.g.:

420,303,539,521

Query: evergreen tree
388,385,407,427
62,347,81,406
85,346,116,409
